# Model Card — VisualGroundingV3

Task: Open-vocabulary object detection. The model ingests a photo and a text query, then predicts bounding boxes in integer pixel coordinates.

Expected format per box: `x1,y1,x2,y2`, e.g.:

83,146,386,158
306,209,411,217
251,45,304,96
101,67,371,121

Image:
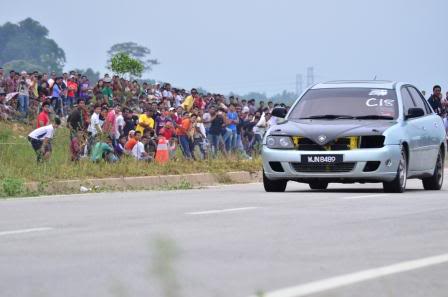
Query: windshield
289,88,398,120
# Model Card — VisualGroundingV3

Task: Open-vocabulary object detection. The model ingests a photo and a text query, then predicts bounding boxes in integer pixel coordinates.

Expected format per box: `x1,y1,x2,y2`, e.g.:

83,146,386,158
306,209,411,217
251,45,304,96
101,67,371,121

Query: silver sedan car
262,80,446,193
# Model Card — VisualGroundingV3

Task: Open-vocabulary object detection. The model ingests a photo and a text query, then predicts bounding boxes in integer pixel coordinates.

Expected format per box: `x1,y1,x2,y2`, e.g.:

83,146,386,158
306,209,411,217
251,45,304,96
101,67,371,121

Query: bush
2,178,24,197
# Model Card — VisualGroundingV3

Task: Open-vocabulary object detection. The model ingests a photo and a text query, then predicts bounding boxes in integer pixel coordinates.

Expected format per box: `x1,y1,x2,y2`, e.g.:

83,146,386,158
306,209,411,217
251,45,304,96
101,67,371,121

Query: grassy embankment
0,121,261,196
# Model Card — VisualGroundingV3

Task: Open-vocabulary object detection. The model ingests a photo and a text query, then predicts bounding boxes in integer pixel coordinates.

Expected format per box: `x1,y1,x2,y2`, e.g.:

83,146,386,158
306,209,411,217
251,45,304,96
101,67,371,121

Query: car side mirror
271,107,287,118
405,107,425,119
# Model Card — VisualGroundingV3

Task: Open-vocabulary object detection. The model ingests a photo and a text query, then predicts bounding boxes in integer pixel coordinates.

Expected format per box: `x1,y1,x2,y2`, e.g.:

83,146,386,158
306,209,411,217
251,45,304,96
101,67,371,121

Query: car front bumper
262,145,402,183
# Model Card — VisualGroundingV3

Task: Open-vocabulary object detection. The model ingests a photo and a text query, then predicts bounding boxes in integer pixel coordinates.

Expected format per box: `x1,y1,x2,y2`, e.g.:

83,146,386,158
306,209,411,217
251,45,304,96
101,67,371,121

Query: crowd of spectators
0,67,288,162
3,67,447,163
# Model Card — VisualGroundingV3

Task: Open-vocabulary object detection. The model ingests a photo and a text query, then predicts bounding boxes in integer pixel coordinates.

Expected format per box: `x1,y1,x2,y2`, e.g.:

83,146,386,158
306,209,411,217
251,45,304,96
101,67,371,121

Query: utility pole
296,74,303,95
306,66,314,87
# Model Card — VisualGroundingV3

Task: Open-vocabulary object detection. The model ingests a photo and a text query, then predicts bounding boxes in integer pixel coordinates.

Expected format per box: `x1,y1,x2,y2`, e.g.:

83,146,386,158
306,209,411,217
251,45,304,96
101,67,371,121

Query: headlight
266,136,294,149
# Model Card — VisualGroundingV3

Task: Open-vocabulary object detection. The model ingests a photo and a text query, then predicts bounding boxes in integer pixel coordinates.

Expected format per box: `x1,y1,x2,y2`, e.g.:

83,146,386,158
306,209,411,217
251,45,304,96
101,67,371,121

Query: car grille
292,137,359,151
290,162,356,173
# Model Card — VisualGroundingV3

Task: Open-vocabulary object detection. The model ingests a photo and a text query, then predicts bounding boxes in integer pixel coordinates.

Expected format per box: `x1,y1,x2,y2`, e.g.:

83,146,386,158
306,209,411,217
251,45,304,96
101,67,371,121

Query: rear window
289,88,398,119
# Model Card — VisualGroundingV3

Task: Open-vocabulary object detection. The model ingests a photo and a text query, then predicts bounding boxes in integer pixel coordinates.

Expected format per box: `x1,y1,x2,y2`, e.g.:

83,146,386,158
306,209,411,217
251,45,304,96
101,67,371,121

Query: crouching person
28,117,61,163
91,136,118,163
132,135,152,161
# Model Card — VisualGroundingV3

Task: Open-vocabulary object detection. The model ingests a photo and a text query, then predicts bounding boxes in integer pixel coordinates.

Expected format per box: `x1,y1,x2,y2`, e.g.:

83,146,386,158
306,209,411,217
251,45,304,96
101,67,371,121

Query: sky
0,0,446,96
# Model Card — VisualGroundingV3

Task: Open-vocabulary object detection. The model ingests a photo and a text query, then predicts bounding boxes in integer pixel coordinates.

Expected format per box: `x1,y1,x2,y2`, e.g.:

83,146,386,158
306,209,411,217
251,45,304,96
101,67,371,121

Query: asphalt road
1,178,448,297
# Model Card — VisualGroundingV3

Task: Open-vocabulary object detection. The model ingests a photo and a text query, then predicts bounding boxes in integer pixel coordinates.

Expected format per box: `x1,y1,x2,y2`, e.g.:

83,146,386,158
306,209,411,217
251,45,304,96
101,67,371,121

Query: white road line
186,207,259,215
343,194,390,200
0,227,53,236
248,253,448,297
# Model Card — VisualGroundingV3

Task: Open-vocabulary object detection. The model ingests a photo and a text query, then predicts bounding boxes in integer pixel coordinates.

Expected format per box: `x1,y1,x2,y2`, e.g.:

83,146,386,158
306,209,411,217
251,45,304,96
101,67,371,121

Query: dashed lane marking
247,253,448,297
186,207,260,215
0,227,54,236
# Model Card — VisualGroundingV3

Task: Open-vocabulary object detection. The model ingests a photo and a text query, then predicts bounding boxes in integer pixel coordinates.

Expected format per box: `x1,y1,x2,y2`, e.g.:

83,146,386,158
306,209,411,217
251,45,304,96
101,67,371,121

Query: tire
309,181,329,190
263,170,287,192
383,149,407,193
422,148,444,190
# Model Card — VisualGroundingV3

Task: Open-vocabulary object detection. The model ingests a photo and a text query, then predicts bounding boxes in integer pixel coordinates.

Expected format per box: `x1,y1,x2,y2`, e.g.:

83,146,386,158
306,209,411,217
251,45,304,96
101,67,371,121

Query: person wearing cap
124,130,139,153
102,77,114,107
28,117,61,162
153,82,162,100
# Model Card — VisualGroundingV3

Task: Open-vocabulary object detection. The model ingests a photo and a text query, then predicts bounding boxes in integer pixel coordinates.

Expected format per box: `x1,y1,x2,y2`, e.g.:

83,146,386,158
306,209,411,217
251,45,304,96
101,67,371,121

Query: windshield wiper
354,115,394,120
299,114,355,120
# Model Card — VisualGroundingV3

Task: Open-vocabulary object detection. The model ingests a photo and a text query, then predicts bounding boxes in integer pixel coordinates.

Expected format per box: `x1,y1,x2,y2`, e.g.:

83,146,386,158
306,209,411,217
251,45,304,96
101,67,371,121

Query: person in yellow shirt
136,109,155,134
181,88,197,111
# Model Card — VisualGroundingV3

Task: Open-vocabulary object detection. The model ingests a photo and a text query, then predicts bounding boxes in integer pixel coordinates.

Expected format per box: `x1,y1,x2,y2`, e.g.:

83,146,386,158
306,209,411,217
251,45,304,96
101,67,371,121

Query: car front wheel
263,170,287,192
422,148,444,190
383,149,407,193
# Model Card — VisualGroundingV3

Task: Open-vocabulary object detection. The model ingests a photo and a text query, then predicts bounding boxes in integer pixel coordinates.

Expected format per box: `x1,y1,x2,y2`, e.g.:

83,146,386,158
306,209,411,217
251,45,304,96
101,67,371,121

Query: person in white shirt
251,113,271,152
132,135,151,161
88,105,102,136
28,118,61,162
173,89,183,108
162,83,173,100
87,105,102,154
115,111,125,140
154,83,162,101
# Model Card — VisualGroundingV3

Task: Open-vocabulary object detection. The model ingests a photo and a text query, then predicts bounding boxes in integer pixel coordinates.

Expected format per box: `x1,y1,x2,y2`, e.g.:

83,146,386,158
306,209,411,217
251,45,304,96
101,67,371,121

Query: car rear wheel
309,181,329,190
263,170,287,192
383,149,407,193
422,148,444,190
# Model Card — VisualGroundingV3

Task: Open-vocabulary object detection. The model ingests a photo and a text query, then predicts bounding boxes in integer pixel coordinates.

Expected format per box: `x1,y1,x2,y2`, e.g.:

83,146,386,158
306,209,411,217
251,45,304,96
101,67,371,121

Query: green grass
0,121,262,184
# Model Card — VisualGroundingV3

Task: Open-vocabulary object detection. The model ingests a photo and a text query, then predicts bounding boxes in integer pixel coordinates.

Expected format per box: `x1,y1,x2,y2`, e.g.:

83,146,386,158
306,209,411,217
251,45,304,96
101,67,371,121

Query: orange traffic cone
155,137,169,164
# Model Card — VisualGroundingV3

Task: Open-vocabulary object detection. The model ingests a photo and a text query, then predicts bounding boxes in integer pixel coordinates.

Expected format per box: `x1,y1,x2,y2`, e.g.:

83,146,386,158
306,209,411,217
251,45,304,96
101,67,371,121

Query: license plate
301,154,343,163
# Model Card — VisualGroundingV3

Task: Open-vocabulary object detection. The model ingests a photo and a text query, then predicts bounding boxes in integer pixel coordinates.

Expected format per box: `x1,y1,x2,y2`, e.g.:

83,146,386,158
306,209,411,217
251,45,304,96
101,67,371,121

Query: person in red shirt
37,102,51,128
66,75,78,109
193,95,205,110
159,121,175,140
171,106,183,127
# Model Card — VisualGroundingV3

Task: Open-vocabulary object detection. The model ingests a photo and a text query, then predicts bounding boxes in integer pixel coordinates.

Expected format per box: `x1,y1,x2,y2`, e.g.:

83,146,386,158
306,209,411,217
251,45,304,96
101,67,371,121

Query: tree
73,68,101,83
107,42,158,73
3,60,47,74
0,18,66,73
110,52,144,79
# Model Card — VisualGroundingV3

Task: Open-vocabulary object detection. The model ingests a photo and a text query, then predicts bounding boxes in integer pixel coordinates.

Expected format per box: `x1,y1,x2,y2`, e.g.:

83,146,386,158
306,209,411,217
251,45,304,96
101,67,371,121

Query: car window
401,87,416,114
407,86,431,114
288,88,398,119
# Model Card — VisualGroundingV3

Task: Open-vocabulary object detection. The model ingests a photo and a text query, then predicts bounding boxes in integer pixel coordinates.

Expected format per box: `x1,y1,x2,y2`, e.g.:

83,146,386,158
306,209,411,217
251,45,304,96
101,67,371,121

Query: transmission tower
306,67,314,87
296,74,303,95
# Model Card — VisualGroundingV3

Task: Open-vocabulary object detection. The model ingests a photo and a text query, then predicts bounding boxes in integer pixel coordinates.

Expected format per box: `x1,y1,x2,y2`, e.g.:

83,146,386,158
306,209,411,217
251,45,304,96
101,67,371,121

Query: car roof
311,80,397,90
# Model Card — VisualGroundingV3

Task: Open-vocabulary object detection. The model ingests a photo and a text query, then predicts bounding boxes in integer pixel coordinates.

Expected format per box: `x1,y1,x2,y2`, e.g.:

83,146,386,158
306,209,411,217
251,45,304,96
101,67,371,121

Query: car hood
269,119,396,145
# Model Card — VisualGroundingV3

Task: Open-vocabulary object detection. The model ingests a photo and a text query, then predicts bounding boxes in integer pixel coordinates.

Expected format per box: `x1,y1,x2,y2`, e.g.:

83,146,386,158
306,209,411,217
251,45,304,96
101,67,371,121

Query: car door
407,86,440,168
400,86,426,171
